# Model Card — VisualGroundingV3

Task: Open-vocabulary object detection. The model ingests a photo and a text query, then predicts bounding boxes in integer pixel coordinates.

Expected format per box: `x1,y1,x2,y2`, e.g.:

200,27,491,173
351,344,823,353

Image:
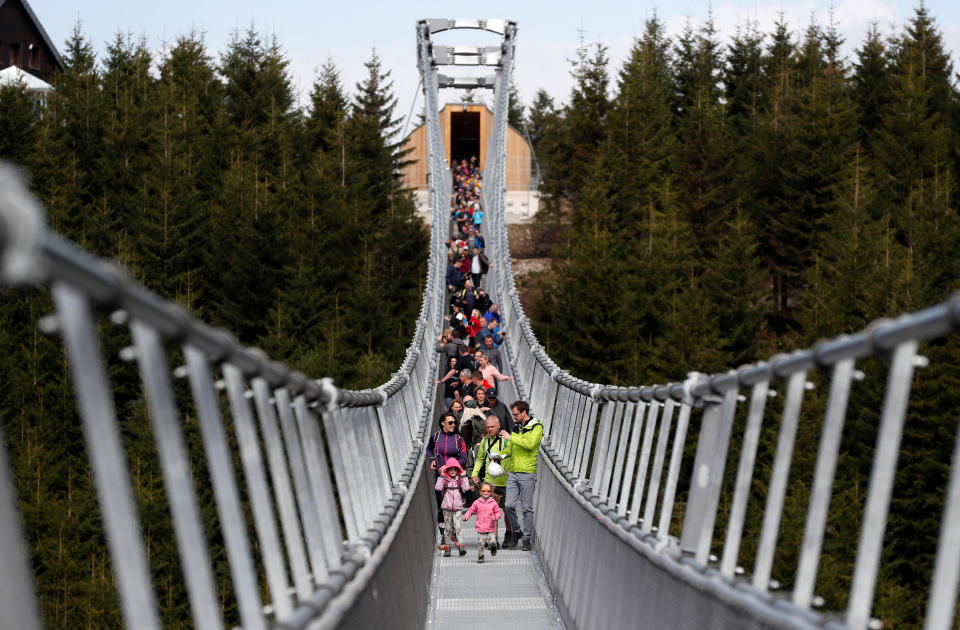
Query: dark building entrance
450,110,481,167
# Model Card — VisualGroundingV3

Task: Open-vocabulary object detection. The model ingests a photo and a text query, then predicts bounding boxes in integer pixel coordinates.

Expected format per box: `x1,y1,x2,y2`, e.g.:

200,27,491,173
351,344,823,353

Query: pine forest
524,7,960,628
0,6,958,627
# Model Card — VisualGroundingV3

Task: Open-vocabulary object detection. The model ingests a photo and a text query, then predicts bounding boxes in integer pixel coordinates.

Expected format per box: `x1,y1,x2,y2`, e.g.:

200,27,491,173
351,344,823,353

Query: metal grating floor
425,522,565,629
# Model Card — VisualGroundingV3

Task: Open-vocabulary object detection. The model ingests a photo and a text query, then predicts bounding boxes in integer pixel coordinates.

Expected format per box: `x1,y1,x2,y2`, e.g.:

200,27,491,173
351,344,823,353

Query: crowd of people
427,156,543,563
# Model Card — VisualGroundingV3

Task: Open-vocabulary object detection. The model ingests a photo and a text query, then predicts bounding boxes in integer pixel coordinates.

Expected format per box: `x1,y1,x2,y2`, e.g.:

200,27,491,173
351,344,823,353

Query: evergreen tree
724,21,765,140
534,147,633,383
524,88,555,155
99,32,158,261
307,58,348,155
605,17,678,378
140,33,224,309
34,24,106,250
507,78,525,130
344,49,405,216
871,5,958,308
524,88,567,231
701,207,767,367
747,16,807,333
867,9,960,621
562,39,610,204
606,18,676,230
850,23,890,147
265,56,353,370
798,144,906,339
210,27,297,340
787,18,857,322
672,17,737,259
0,82,38,164
339,50,426,387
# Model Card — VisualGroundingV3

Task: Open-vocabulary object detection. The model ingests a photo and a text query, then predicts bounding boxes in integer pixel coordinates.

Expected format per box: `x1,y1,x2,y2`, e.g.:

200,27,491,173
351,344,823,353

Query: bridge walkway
425,524,563,629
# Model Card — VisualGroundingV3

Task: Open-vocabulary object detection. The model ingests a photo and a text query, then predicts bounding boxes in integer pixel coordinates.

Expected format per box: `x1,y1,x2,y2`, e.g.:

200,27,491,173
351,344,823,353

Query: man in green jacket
471,415,512,543
499,400,542,551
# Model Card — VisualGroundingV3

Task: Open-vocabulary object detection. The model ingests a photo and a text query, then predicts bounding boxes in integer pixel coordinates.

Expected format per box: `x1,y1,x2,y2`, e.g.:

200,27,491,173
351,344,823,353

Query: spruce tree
672,17,737,259
534,147,633,383
524,88,555,155
724,21,765,140
723,20,766,270
507,78,525,130
748,16,805,333
602,18,679,379
850,23,890,148
871,5,958,308
867,8,960,622
563,39,610,204
606,18,675,229
789,19,857,321
0,82,38,164
798,145,904,340
34,24,106,249
99,32,158,262
307,58,348,154
210,27,296,340
140,33,224,309
701,207,767,368
340,50,426,387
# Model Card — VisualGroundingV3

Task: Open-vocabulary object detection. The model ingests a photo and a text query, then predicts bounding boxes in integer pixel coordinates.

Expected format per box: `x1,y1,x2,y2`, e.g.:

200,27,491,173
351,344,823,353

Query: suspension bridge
2,17,960,630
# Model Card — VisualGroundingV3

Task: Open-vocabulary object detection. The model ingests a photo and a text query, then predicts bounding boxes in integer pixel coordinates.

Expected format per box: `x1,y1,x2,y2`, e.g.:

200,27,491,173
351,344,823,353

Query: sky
26,0,960,132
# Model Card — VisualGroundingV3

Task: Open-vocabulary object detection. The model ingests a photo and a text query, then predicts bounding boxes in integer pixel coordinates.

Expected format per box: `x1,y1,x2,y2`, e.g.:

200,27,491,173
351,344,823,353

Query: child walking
462,482,503,563
435,457,470,557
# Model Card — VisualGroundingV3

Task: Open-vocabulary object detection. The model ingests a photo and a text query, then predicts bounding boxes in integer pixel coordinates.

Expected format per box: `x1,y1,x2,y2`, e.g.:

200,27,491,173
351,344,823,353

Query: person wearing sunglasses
427,412,468,531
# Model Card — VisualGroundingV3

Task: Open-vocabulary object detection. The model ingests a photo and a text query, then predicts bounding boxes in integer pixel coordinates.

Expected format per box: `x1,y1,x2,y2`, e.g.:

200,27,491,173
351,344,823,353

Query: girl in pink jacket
436,457,470,557
462,483,503,563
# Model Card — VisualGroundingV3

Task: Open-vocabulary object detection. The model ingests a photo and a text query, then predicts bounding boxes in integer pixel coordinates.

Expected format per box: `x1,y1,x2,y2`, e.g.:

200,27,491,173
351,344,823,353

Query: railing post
680,385,739,563
847,341,919,629
53,284,161,630
0,428,41,630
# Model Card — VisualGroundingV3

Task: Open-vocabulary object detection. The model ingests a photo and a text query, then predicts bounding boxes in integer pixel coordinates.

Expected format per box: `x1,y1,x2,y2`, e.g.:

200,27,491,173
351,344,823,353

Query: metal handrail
0,142,448,628
477,28,960,630
4,13,960,629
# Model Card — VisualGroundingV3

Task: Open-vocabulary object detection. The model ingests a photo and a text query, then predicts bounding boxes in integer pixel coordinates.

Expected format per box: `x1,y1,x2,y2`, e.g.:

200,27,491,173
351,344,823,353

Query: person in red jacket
466,308,485,344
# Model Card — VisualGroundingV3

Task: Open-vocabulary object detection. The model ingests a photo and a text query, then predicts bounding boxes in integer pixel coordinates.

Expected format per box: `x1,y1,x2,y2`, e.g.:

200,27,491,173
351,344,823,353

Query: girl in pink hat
435,457,470,557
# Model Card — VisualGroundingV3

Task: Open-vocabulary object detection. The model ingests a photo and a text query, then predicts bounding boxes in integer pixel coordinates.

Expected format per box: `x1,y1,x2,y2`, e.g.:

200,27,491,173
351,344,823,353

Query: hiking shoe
502,533,518,549
490,542,498,556
458,546,466,556
443,548,451,557
521,538,532,552
478,552,485,563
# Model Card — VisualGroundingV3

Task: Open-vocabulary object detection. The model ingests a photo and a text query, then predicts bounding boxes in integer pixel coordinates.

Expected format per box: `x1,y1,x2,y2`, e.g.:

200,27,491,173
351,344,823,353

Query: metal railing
0,150,447,628
5,13,960,630
477,25,960,630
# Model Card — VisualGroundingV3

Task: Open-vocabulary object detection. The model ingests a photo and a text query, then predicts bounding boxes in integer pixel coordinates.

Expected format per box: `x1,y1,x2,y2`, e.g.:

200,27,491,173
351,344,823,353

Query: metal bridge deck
425,525,564,629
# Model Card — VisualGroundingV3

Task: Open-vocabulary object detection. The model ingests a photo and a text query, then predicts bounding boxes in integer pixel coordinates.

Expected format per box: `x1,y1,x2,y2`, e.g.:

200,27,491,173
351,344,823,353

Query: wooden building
400,103,535,192
0,0,63,84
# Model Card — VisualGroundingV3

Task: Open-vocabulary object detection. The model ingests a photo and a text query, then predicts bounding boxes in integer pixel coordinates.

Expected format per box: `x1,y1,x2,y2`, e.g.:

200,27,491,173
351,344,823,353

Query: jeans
505,472,536,541
492,485,510,533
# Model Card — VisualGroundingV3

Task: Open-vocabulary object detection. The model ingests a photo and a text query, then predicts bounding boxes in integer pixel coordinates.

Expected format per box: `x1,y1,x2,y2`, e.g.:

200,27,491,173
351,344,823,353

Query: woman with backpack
426,411,468,531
